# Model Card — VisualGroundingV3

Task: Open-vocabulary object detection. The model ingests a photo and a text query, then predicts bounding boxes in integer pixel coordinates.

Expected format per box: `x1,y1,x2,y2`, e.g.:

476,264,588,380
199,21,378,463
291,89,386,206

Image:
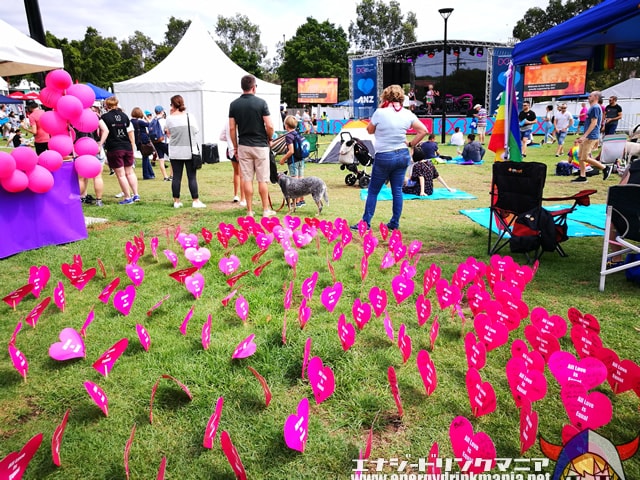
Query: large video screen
523,61,588,97
297,78,338,104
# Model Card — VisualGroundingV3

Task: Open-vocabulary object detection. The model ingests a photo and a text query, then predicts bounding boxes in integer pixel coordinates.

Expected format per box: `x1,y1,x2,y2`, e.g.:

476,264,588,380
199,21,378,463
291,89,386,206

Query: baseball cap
144,110,152,116
154,105,164,113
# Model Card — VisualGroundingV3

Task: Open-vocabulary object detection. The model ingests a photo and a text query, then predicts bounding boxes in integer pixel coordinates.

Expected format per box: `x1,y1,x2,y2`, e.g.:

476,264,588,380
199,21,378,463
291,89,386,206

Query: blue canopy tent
0,94,24,104
512,0,640,65
86,82,112,100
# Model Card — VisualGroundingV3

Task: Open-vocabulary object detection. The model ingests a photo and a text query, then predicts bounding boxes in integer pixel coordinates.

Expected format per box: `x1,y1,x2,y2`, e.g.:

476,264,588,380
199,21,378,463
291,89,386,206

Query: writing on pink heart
505,357,547,408
416,349,437,396
351,298,372,330
232,334,257,359
28,265,50,298
320,282,343,312
49,328,85,361
283,397,309,452
561,382,612,431
368,286,387,317
307,356,336,404
449,416,496,474
337,314,356,351
84,381,109,416
125,264,144,286
391,274,415,304
548,351,607,390
185,273,205,299
113,285,136,315
92,338,128,377
465,368,497,418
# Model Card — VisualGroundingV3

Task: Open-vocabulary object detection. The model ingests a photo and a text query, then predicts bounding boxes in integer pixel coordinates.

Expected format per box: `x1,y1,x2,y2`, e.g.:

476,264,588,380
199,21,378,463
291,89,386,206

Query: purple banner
0,161,87,259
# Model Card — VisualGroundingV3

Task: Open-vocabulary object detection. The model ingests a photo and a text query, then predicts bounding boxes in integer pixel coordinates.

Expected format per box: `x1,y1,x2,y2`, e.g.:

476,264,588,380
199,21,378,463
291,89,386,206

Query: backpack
555,162,573,176
291,131,308,162
510,207,559,254
149,117,164,142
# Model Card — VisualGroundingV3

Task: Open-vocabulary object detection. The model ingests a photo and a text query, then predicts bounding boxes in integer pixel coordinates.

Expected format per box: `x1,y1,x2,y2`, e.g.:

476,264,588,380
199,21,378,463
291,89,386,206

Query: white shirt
554,111,573,131
370,106,417,153
450,131,464,146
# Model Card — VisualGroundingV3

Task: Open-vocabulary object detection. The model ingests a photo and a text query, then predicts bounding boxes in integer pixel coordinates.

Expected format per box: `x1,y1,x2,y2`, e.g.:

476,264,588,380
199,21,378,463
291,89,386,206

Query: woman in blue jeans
353,85,427,231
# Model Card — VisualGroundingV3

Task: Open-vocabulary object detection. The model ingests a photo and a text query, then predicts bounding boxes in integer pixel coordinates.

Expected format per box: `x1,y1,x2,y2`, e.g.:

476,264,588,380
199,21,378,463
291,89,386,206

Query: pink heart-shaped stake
473,313,509,352
113,285,137,315
0,433,43,479
399,259,416,279
260,216,281,233
136,324,151,351
380,251,396,269
429,316,440,351
379,222,389,240
388,366,403,417
124,241,140,265
69,267,96,291
449,416,496,474
523,324,561,363
567,306,601,334
24,296,50,328
203,396,224,449
467,284,490,316
92,338,128,377
360,255,369,281
163,249,179,268
530,306,567,338
307,356,336,404
408,240,422,259
150,237,159,258
391,274,415,304
561,382,612,431
505,357,547,408
415,294,431,326
337,314,356,351
464,332,487,370
235,295,249,323
218,255,240,275
291,230,311,249
125,264,145,287
180,305,195,335
220,431,247,480
416,349,437,396
284,397,309,452
484,299,521,332
594,348,640,394
320,282,343,312
232,334,257,359
28,265,51,298
570,323,603,359
201,314,212,350
332,241,344,262
284,249,299,270
465,368,497,418
53,281,65,311
423,263,441,294
392,243,407,263
255,232,274,250
384,312,394,342
98,277,120,304
301,271,319,301
453,262,477,289
548,351,607,390
298,298,311,329
388,229,402,250
510,339,545,373
302,337,312,379
435,278,461,310
519,400,539,454
185,273,205,299
284,280,294,310
51,409,70,467
397,324,412,363
351,298,372,330
185,247,211,269
9,345,28,380
84,381,109,416
362,232,378,257
49,328,86,361
177,233,199,250
368,286,387,317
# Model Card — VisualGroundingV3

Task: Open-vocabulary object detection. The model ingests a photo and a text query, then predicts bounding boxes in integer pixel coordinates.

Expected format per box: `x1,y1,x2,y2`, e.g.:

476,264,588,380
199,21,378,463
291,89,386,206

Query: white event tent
0,19,64,76
114,18,282,149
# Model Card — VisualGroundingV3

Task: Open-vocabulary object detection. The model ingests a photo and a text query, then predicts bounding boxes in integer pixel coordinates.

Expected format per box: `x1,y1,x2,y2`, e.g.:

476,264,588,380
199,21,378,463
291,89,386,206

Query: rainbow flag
488,61,522,162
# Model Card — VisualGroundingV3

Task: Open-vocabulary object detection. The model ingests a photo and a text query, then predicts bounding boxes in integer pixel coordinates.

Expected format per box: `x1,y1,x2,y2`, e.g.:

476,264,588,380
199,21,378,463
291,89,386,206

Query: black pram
338,131,373,188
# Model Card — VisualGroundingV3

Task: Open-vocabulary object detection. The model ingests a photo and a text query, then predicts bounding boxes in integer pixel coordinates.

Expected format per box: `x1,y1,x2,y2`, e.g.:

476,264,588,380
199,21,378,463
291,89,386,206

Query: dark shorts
107,149,134,169
154,142,169,159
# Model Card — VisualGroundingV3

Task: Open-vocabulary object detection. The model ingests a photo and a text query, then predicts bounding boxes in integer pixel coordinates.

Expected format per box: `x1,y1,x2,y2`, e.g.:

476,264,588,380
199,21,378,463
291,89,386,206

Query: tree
349,0,417,51
512,0,601,41
215,14,267,77
277,18,349,106
120,31,156,77
164,17,191,48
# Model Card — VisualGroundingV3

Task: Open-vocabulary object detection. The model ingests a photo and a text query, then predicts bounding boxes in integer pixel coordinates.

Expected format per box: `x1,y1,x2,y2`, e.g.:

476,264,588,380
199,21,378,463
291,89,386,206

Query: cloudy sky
1,0,550,58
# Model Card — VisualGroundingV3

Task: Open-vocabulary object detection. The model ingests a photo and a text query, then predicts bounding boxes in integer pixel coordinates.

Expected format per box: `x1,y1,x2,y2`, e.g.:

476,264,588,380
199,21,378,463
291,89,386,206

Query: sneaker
164,177,171,181
132,194,140,202
262,209,277,218
571,176,588,183
602,165,613,181
119,197,134,205
115,192,125,198
173,202,183,208
246,211,255,217
232,196,240,203
85,194,95,203
95,199,103,207
109,169,115,176
192,200,206,209
296,201,306,207
239,200,247,207
80,196,86,203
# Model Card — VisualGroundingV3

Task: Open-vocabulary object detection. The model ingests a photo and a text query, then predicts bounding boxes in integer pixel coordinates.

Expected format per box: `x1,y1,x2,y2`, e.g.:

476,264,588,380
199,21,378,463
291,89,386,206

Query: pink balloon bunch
0,148,59,194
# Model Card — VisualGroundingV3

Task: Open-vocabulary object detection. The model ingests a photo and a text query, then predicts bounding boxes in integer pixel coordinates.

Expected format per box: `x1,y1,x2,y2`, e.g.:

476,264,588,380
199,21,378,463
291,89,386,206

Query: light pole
439,8,453,144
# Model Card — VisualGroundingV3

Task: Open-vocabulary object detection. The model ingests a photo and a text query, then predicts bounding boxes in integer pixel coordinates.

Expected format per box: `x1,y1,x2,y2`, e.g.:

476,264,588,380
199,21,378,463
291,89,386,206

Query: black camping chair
599,184,640,291
488,161,596,263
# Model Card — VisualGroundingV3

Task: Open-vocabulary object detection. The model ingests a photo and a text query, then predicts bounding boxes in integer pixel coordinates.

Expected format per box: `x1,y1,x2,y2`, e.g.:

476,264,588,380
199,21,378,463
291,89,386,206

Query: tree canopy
349,0,417,51
512,0,601,41
215,14,267,77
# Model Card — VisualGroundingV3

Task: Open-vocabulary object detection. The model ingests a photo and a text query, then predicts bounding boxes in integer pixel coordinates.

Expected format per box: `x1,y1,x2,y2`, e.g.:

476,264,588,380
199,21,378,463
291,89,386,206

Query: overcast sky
1,0,550,58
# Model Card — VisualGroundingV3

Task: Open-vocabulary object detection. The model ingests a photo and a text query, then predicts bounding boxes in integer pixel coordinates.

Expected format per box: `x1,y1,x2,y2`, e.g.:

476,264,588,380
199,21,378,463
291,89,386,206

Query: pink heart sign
320,282,343,312
284,397,309,452
473,313,509,352
150,237,159,258
384,312,394,342
449,416,496,474
137,324,151,351
351,298,372,330
248,366,272,407
0,433,43,480
185,273,205,299
388,366,403,417
218,255,240,275
125,264,145,287
93,338,128,377
180,305,195,335
530,306,567,338
169,267,198,284
435,278,461,310
561,382,612,431
379,222,389,240
201,314,212,350
423,263,441,295
53,281,65,311
595,348,640,394
380,251,396,269
360,255,369,282
298,298,311,329
465,368,497,418
519,400,538,455
567,306,601,334
9,321,22,348
510,339,545,373
3,283,34,309
337,314,356,351
429,316,440,351
232,334,257,359
464,332,487,370
523,324,561,363
84,381,109,416
300,271,319,301
98,277,121,304
28,265,50,298
113,285,136,315
548,351,607,390
408,240,422,259
307,356,336,404
124,423,136,480
415,294,431,326
220,430,247,480
51,409,70,467
185,247,211,269
24,296,51,328
201,227,212,244
235,295,249,323
570,323,603,359
467,284,491,317
177,233,199,250
391,274,415,304
416,349,437,396
368,286,387,317
332,241,344,262
49,328,85,361
397,323,412,364
505,357,547,407
302,337,312,379
125,241,140,264
163,249,179,268
203,396,224,449
9,345,28,380
362,232,378,257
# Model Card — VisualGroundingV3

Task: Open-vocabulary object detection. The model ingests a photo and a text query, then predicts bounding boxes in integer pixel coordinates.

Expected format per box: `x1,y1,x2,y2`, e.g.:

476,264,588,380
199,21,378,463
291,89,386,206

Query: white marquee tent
0,19,63,76
601,79,640,133
114,18,282,148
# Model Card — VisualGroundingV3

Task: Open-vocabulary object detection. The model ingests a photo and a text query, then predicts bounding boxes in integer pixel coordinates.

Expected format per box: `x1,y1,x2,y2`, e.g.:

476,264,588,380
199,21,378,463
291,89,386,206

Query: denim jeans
362,148,411,230
142,155,155,179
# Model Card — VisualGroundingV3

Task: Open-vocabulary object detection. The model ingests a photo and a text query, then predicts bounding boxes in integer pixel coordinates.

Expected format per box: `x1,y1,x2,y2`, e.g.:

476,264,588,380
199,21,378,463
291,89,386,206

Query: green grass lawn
1,134,639,479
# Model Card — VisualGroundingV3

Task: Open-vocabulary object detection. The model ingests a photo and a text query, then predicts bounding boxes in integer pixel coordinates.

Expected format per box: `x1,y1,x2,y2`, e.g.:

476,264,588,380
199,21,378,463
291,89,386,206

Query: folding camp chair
488,161,597,263
599,184,640,291
302,133,319,161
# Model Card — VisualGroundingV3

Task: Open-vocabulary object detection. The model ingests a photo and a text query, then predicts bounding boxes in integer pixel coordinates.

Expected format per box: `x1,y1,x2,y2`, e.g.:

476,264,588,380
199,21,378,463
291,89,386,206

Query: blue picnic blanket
360,185,476,201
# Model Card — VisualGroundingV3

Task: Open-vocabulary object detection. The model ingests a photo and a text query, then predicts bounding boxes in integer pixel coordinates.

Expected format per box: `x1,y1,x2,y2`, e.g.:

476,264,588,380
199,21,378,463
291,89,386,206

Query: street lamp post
439,8,454,144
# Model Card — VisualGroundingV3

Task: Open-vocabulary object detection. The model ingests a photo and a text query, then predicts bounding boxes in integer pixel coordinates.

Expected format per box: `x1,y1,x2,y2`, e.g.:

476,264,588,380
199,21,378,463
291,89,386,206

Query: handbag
187,114,202,170
139,142,155,157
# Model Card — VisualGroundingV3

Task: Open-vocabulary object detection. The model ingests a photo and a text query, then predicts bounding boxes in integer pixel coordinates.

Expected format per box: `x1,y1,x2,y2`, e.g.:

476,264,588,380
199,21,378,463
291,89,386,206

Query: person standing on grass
25,100,50,154
279,114,307,207
554,103,574,157
352,84,427,232
572,91,613,183
150,105,172,181
578,102,588,134
518,101,537,157
603,95,622,136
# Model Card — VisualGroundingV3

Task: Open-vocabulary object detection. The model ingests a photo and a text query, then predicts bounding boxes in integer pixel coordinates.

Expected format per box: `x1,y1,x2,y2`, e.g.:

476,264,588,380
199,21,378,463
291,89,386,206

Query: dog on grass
277,172,329,215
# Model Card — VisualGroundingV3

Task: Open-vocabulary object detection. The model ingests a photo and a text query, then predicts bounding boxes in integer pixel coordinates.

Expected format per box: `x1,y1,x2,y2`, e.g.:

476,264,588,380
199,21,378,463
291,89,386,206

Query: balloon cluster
0,69,102,195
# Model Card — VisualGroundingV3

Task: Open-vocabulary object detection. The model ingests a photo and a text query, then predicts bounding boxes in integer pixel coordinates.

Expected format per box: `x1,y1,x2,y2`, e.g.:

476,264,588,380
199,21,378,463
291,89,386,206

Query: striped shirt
166,113,199,160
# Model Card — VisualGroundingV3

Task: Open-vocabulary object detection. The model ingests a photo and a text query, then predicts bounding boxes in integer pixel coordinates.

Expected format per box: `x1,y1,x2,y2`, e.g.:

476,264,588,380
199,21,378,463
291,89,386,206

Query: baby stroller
338,131,373,188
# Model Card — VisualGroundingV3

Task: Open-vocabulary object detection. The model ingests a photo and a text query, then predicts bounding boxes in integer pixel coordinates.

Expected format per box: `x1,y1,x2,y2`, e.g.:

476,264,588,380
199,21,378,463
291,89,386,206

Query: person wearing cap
26,100,50,154
150,105,171,181
473,104,487,144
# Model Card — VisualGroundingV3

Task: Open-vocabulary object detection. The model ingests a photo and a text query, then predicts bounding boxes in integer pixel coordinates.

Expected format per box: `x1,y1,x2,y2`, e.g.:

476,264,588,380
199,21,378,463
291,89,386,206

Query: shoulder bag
187,114,202,170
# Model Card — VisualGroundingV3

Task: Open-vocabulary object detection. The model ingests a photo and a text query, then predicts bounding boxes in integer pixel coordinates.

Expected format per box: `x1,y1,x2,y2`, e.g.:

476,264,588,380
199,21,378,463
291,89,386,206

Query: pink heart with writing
505,357,547,407
523,324,561,363
218,222,235,238
379,222,389,240
464,332,487,370
561,382,612,430
92,338,128,377
399,259,416,279
519,400,538,454
84,381,109,416
185,273,205,299
530,306,567,338
337,314,355,351
332,241,344,262
380,251,395,269
449,416,496,474
260,216,281,233
150,236,159,258
125,241,140,264
453,263,477,289
435,278,461,310
218,255,240,275
415,294,431,327
423,263,441,295
388,229,402,250
368,286,387,317
28,265,50,298
163,249,179,268
284,249,299,270
234,229,248,245
467,284,491,316
98,277,120,304
136,324,150,351
24,296,50,328
567,306,600,334
125,263,145,286
511,339,545,373
391,274,415,304
185,247,211,269
548,351,607,390
292,230,312,249
9,345,28,379
408,240,422,259
0,433,43,479
53,281,65,311
362,233,378,258
594,348,640,394
177,232,199,250
232,334,257,359
202,314,212,350
570,323,603,359
298,298,311,329
113,285,136,315
220,431,247,480
203,397,224,449
490,254,515,276
473,312,509,352
283,214,301,230
307,356,335,404
49,327,85,360
384,312,394,341
320,282,343,312
70,267,96,291
51,409,70,467
397,323,412,363
284,397,309,452
392,243,407,263
352,298,372,330
484,299,521,332
429,316,440,351
235,295,249,323
300,271,318,301
465,368,497,418
256,232,274,250
416,349,437,396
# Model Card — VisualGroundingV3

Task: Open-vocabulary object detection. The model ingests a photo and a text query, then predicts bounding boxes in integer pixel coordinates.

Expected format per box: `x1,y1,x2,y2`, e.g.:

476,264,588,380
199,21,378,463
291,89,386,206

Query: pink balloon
0,151,17,179
39,110,69,136
38,150,64,172
45,69,72,91
39,86,64,109
74,136,99,156
11,146,38,173
57,95,83,121
75,154,102,178
71,108,99,133
27,165,55,193
66,84,96,109
1,169,29,193
48,134,74,157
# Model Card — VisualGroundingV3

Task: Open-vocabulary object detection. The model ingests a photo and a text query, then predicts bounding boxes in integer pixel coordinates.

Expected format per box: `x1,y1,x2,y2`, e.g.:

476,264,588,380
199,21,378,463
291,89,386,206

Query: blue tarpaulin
86,82,112,100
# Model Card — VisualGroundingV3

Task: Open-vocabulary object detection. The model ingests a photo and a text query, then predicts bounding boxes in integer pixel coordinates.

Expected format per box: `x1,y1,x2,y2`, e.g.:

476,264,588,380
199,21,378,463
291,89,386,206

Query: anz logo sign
355,96,374,104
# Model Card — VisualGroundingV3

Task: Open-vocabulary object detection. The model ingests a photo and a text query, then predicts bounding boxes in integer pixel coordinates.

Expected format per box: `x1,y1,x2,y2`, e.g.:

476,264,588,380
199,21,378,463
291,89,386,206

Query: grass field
1,133,639,479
